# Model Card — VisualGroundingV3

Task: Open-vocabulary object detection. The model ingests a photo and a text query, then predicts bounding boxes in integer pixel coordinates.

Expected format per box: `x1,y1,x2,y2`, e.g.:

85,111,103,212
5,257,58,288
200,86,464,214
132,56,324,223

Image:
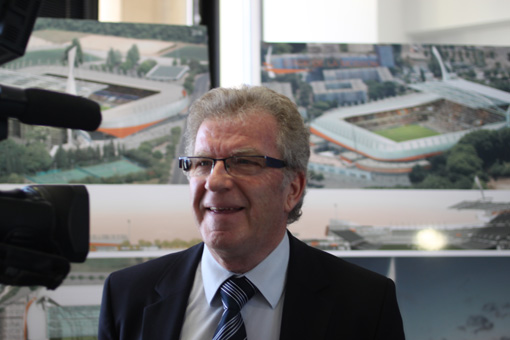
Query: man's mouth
207,207,243,213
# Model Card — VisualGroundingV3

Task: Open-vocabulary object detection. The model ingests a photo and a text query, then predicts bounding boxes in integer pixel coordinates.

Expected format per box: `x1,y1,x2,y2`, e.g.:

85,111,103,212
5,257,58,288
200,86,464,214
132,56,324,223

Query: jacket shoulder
289,233,389,286
106,242,203,289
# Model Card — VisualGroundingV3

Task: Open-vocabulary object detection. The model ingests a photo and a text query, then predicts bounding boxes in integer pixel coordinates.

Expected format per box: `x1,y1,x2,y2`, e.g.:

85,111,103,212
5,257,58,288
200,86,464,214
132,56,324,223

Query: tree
489,161,510,179
25,126,51,144
138,239,152,247
408,128,510,188
188,59,202,72
416,175,453,189
120,59,134,73
451,175,473,189
137,59,157,76
446,144,483,177
103,140,116,160
126,44,140,66
498,128,510,161
152,150,163,159
0,139,25,175
106,48,123,70
366,80,390,100
297,82,312,107
0,139,51,175
458,129,500,167
409,165,427,184
63,38,84,66
138,141,153,154
54,145,70,169
22,142,52,173
1,172,25,183
382,81,397,97
183,75,195,94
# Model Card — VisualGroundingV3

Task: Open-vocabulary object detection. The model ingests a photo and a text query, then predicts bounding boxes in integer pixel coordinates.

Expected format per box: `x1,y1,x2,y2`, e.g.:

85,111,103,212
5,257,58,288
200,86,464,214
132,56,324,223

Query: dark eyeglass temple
265,156,286,168
178,158,189,171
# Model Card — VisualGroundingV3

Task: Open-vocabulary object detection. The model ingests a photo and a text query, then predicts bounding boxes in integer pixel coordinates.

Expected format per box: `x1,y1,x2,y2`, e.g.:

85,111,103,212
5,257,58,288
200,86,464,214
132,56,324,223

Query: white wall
262,0,378,43
220,0,510,87
99,0,190,25
401,0,510,46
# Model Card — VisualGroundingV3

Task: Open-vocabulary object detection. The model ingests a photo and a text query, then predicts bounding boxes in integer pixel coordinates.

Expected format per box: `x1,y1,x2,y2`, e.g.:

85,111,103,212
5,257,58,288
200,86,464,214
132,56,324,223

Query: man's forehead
193,114,279,155
198,112,276,133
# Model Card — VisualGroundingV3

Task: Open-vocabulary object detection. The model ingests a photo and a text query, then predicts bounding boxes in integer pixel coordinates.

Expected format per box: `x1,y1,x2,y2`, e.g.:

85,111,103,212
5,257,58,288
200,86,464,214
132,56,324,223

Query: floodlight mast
432,45,509,124
432,46,450,82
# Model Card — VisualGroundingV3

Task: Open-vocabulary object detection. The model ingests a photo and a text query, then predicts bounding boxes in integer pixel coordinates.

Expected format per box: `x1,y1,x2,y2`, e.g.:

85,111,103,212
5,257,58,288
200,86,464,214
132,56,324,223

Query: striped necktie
212,276,257,340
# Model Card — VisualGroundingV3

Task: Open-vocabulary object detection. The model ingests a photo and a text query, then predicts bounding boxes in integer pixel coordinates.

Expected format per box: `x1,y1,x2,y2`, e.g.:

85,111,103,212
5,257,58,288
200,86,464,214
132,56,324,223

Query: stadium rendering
310,75,510,173
1,65,189,139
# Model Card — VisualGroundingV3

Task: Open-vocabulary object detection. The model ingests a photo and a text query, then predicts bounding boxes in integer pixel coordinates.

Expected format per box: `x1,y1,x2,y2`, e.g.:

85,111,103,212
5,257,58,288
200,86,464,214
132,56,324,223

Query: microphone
0,84,102,131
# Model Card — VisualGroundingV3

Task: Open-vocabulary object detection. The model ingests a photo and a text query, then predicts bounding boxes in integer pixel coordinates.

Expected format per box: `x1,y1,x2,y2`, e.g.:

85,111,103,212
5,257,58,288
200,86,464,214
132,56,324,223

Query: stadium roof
409,78,510,110
146,65,189,81
2,65,188,138
0,68,106,97
310,78,367,95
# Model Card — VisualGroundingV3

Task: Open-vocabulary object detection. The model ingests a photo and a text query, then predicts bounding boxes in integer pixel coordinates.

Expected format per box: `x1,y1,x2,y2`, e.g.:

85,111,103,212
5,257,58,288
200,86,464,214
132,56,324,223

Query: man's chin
203,231,247,253
203,209,246,225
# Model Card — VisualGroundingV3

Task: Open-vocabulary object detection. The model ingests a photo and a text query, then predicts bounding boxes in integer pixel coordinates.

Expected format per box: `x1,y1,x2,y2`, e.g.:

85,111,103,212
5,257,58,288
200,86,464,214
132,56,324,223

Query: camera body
0,0,96,289
0,185,89,289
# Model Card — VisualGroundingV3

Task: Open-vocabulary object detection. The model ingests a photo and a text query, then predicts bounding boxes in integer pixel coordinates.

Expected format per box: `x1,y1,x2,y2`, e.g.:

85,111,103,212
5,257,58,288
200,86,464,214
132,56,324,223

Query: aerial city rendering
261,42,510,190
0,18,209,186
0,19,509,339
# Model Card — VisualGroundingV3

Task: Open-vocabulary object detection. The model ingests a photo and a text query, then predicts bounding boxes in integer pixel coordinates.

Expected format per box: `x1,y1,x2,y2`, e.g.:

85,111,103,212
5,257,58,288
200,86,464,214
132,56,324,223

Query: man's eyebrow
192,148,261,157
231,148,260,155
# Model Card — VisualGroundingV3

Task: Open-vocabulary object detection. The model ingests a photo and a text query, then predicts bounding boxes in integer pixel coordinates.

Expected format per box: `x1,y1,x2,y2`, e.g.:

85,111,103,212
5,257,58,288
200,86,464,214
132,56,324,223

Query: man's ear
284,171,306,213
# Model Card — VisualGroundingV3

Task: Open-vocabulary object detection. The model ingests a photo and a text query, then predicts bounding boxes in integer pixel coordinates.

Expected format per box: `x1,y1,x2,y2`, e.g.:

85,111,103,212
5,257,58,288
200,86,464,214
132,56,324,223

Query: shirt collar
202,232,289,309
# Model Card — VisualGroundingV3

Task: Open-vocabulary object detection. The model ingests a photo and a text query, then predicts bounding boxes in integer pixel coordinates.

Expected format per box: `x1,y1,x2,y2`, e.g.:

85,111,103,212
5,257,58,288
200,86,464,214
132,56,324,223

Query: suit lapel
280,233,335,340
141,243,204,340
137,235,339,340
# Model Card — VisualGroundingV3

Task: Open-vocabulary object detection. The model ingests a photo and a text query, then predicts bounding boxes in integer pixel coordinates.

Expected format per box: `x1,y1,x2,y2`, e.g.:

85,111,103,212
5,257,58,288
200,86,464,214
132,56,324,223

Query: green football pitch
374,124,440,142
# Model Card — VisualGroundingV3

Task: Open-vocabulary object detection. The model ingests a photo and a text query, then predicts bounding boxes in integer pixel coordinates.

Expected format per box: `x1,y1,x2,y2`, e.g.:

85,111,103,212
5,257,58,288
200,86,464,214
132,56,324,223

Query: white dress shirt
179,233,290,340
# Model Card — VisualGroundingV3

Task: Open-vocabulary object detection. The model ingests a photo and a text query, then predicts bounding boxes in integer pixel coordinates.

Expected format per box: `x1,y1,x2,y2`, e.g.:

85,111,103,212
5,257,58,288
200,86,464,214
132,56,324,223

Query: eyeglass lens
186,156,268,177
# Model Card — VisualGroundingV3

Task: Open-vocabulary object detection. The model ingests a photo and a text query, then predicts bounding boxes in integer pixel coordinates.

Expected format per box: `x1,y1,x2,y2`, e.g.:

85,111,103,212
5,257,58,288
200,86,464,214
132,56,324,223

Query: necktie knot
220,276,257,312
213,276,257,340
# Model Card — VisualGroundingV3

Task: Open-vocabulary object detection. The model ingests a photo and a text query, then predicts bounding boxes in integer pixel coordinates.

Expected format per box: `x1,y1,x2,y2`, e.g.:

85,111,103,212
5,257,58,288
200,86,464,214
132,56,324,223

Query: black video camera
0,0,97,289
0,185,89,289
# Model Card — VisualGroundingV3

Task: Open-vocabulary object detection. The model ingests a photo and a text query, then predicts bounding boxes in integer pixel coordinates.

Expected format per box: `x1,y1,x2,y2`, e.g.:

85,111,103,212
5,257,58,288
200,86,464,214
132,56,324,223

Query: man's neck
208,231,287,274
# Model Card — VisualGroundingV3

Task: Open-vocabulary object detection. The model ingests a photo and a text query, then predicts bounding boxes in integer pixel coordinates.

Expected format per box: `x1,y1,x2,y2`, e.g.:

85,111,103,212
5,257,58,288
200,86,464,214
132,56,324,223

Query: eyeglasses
178,155,286,178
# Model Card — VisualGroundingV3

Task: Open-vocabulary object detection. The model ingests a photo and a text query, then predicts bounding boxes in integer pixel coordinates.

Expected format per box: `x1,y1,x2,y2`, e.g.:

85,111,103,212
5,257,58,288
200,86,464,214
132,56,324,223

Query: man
98,85,405,340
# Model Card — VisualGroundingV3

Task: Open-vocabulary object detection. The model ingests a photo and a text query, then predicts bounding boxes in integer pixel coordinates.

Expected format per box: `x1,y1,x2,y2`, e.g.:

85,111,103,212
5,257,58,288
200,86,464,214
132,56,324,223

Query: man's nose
205,160,232,191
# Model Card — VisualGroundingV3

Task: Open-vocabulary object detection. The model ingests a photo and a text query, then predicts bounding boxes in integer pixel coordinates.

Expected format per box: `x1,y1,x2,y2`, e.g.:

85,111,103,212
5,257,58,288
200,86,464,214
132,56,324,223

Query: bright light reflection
414,228,447,250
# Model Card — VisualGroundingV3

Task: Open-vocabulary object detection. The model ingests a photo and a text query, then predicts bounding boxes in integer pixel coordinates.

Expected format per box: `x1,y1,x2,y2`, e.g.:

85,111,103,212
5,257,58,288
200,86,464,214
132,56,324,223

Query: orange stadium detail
262,62,309,75
90,242,120,248
98,119,165,138
309,126,443,162
354,162,426,174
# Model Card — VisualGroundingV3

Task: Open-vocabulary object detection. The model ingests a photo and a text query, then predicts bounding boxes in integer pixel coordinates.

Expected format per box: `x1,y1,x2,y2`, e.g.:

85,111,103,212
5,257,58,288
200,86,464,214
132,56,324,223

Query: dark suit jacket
98,233,405,340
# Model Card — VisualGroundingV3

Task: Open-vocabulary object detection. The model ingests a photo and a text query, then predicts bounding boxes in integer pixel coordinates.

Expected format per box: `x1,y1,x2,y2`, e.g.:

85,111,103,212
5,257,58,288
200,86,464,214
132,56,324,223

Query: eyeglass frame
178,155,286,177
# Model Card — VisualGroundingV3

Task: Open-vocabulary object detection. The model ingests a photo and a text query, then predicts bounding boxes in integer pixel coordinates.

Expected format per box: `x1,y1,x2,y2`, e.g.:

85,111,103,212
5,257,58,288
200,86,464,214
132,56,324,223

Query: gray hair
184,85,310,224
